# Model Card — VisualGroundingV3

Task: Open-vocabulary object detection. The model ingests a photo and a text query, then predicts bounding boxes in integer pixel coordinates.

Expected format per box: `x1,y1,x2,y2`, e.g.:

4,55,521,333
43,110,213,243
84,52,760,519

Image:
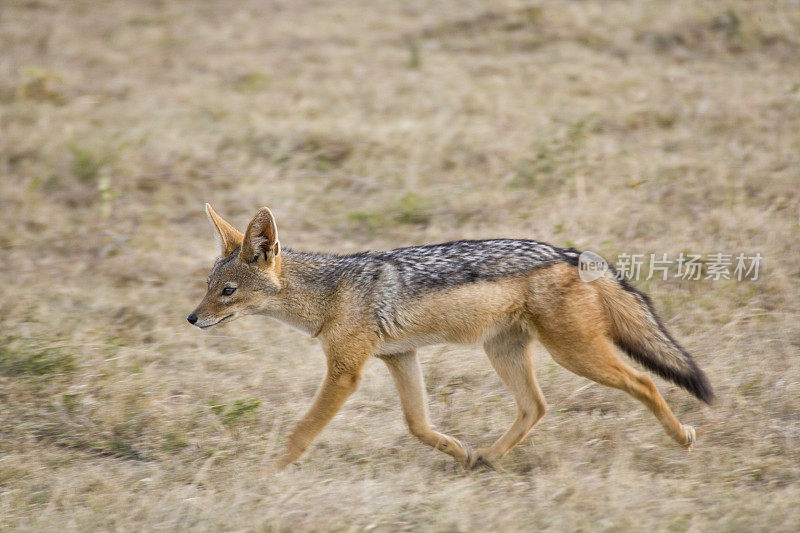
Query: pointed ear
205,203,243,256
240,207,280,264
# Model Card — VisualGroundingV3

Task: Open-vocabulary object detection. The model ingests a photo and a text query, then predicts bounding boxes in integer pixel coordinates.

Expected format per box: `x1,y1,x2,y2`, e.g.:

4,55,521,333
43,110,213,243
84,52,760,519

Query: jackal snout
187,289,240,328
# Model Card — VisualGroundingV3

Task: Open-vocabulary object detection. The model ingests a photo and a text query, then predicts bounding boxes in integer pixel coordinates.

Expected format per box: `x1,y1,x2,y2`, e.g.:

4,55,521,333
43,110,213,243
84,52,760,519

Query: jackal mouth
198,313,234,329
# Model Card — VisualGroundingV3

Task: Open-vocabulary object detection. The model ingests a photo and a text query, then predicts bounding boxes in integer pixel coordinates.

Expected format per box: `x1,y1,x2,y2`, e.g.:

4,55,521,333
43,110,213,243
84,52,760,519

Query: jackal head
187,204,283,329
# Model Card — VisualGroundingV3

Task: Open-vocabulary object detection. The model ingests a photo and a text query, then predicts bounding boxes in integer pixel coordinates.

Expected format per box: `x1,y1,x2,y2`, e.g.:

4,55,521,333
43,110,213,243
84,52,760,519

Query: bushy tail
595,275,715,404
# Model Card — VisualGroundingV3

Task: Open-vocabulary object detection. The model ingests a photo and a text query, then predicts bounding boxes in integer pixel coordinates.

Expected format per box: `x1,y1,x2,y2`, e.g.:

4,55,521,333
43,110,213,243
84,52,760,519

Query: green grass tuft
0,337,76,377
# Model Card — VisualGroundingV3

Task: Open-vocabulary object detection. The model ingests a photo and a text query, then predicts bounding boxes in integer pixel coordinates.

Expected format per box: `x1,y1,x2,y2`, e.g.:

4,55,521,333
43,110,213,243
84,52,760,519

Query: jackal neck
274,249,350,337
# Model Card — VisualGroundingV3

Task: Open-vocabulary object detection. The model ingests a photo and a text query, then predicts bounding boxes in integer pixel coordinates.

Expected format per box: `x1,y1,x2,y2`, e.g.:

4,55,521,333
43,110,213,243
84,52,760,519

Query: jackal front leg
275,340,371,470
380,351,473,468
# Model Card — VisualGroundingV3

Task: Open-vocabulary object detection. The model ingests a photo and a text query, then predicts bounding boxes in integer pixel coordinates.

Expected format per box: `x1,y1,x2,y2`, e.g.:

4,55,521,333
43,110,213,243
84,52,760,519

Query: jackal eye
222,286,236,296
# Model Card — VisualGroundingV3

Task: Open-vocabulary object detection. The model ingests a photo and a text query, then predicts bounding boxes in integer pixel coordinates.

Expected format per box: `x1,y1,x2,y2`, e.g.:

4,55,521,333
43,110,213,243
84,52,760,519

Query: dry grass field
2,0,799,530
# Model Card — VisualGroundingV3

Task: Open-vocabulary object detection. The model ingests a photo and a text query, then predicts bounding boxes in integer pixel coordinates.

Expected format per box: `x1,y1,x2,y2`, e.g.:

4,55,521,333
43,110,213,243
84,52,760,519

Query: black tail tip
686,370,715,405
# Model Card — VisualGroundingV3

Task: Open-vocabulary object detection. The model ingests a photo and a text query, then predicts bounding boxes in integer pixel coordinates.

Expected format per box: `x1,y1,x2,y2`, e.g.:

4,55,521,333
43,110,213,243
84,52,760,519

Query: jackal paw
682,425,696,450
453,439,475,469
466,447,503,472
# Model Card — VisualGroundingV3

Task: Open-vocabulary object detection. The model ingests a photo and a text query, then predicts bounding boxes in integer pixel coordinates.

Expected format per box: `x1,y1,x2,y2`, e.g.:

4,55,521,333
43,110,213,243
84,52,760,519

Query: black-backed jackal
188,205,714,470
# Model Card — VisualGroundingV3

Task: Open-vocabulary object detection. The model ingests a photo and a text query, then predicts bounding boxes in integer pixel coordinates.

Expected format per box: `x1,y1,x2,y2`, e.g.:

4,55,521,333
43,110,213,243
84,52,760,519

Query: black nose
187,313,198,325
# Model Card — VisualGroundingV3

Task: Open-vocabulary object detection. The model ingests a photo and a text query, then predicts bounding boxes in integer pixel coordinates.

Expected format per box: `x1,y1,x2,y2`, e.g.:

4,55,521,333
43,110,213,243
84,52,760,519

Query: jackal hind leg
539,332,694,448
472,326,547,470
380,351,473,468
